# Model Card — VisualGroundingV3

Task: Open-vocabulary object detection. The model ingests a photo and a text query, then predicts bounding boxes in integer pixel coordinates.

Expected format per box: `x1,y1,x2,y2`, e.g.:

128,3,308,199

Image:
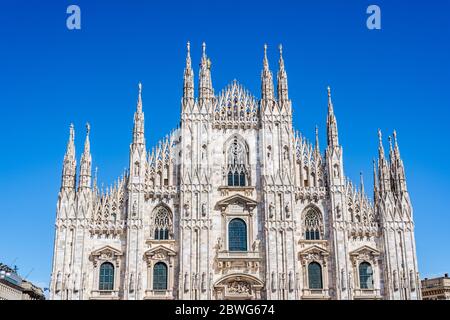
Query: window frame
308,262,323,290
228,218,248,252
359,261,374,290
99,262,115,291
153,262,168,291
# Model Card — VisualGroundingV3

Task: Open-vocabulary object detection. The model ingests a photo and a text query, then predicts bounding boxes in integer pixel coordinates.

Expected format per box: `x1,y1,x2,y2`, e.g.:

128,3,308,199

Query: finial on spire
279,44,283,56
202,42,206,58
378,129,382,145
137,82,143,111
327,86,334,114
360,171,365,194
187,41,190,54
69,123,75,141
263,43,269,68
315,125,320,150
86,122,90,136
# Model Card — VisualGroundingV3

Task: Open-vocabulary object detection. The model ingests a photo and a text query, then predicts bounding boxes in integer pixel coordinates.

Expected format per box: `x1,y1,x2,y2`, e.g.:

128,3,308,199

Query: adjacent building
50,43,421,300
0,263,45,300
421,274,450,300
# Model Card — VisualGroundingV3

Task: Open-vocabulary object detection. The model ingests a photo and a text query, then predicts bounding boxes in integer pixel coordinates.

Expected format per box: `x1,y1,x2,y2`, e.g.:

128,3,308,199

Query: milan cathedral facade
50,43,421,300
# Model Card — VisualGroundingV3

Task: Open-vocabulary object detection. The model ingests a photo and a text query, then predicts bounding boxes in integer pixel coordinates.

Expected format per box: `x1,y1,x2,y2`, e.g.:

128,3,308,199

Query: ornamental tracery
303,207,323,240
152,206,173,240
226,136,249,187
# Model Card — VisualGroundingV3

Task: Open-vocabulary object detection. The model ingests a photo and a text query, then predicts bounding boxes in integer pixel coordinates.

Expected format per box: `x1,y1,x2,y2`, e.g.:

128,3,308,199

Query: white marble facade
50,43,421,300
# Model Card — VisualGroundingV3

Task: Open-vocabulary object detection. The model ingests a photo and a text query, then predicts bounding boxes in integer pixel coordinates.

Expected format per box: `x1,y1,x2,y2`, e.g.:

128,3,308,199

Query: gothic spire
79,123,92,190
261,44,274,101
132,82,145,146
388,135,394,161
373,158,378,202
378,129,385,160
61,123,77,190
391,130,408,193
393,130,401,159
277,44,289,103
183,41,194,101
360,171,365,195
326,86,339,147
377,129,392,193
199,42,214,102
315,125,320,154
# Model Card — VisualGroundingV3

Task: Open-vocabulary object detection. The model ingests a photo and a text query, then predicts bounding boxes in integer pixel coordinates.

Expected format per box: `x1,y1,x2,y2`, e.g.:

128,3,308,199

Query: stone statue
129,273,134,293
201,202,207,217
285,202,290,218
217,237,223,250
269,202,275,218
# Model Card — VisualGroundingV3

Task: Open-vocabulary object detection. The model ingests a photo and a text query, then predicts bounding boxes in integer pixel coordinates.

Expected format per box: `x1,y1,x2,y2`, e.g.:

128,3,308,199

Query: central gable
213,80,259,129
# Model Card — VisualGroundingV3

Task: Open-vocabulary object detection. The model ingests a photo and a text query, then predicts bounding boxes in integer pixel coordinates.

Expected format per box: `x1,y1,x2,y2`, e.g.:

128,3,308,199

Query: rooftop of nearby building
0,262,45,300
421,274,450,289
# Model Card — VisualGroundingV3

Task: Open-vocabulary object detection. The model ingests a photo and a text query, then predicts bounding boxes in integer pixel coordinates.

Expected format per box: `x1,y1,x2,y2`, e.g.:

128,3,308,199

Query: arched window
308,262,323,289
153,262,168,290
228,218,247,251
227,137,248,187
153,206,172,240
359,262,374,289
99,262,114,291
304,209,322,240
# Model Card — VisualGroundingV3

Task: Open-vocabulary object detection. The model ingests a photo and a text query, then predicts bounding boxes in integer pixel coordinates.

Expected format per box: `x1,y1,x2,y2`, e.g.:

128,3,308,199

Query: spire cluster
61,122,92,191
375,129,408,197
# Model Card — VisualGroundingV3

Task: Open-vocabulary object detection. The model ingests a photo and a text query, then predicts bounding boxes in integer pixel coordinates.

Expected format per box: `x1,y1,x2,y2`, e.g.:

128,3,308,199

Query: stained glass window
228,218,247,251
153,262,168,290
359,262,374,289
99,262,114,291
308,262,323,289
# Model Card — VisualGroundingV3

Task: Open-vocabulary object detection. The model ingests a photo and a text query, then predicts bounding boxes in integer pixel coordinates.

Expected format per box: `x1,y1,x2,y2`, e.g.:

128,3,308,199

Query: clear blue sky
0,0,449,290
